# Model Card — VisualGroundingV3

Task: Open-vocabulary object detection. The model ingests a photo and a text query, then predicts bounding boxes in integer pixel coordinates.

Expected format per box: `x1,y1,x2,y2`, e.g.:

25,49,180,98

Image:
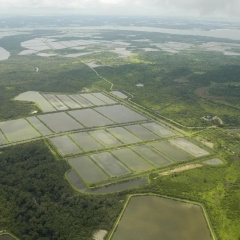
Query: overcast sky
0,0,240,19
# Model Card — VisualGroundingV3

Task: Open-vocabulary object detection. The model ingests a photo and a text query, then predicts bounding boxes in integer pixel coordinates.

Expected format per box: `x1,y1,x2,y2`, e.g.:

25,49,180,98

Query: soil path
160,164,203,176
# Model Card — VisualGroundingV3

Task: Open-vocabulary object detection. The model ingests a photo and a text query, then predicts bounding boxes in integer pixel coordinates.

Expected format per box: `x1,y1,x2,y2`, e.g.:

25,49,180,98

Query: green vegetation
0,55,102,121
97,51,240,127
0,26,240,240
0,141,123,240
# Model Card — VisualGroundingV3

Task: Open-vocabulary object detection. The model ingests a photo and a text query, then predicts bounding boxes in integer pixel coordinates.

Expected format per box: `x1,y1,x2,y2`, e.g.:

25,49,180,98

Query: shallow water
78,25,240,41
67,170,148,193
112,196,213,240
0,47,10,61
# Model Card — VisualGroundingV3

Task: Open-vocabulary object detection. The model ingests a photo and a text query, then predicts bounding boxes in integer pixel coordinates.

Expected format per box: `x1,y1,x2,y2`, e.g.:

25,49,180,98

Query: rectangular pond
0,131,7,145
38,112,83,133
112,148,154,172
43,94,69,111
132,145,172,167
27,116,53,135
112,196,212,240
50,136,82,156
151,141,192,162
124,124,158,141
107,127,142,144
111,91,128,99
80,93,106,106
56,95,81,109
95,105,147,123
89,130,122,147
170,138,209,157
92,93,117,105
68,156,108,183
14,91,56,113
69,94,93,108
70,132,102,152
141,122,175,138
0,119,41,142
69,109,114,127
91,152,131,177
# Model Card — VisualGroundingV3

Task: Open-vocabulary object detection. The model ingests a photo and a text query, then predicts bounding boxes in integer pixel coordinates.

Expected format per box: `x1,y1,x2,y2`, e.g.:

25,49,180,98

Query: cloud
149,0,240,16
0,0,240,18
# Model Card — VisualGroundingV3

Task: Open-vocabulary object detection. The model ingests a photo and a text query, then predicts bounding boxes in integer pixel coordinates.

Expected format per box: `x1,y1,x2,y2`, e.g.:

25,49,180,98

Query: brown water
112,196,212,240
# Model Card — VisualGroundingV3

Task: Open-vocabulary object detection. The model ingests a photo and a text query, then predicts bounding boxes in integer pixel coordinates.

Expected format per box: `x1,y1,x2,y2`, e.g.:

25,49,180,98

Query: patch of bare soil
194,86,225,100
173,77,189,83
160,164,202,176
92,230,108,240
199,139,214,149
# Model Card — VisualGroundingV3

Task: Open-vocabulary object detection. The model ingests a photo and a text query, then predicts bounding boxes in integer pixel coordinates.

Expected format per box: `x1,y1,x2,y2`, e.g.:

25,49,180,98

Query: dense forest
0,142,123,240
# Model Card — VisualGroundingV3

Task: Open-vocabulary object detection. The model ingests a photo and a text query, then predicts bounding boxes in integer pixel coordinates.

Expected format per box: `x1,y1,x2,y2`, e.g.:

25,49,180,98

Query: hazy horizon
0,0,240,20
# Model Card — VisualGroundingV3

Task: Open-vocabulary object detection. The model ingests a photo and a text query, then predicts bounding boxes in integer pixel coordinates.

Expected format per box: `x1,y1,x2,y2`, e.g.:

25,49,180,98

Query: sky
0,0,240,19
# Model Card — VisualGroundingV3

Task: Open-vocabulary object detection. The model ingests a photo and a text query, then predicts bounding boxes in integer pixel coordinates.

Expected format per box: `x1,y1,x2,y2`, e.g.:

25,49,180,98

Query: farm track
159,164,203,176
79,59,114,90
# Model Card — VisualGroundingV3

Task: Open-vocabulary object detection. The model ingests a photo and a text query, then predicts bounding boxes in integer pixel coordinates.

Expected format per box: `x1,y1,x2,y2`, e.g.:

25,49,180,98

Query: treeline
0,55,102,121
0,141,123,240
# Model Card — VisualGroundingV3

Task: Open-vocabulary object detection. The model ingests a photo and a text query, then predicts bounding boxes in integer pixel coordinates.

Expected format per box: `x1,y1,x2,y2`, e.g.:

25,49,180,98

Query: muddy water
112,196,212,240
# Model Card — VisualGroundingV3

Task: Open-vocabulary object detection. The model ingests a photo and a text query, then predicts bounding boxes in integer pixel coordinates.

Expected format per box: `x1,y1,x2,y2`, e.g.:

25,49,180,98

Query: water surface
112,196,212,240
0,47,10,61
